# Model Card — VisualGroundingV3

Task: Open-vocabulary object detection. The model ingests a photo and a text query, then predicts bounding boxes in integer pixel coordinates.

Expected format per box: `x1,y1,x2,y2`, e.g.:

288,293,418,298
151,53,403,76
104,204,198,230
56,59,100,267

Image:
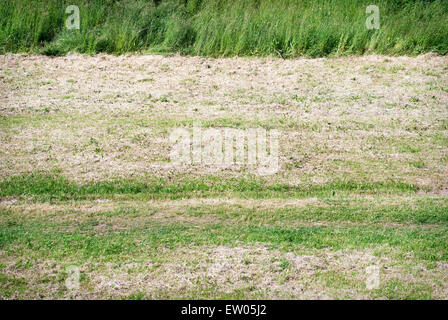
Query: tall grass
0,0,447,57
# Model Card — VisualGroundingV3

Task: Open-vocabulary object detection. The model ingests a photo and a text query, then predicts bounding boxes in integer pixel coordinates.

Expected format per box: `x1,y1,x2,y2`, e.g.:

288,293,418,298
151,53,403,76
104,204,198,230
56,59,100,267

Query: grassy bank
0,0,447,57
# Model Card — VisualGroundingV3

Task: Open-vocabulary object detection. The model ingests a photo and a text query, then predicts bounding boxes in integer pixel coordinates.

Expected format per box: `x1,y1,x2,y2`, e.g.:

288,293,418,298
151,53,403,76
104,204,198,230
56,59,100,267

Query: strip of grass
184,198,448,225
1,219,447,262
0,173,420,200
2,196,447,234
1,0,447,57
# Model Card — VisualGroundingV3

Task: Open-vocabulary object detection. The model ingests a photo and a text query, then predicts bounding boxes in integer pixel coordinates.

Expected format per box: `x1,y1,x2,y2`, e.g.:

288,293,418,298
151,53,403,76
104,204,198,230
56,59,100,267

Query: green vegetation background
0,0,447,57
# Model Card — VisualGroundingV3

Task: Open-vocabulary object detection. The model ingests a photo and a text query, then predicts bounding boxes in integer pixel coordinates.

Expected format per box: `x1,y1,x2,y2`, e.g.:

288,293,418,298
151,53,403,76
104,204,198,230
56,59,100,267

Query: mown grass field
0,52,447,299
1,0,448,301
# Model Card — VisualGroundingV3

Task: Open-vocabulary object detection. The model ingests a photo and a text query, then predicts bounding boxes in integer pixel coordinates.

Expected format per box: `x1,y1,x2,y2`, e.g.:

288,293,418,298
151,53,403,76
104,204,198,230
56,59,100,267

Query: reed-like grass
0,0,447,57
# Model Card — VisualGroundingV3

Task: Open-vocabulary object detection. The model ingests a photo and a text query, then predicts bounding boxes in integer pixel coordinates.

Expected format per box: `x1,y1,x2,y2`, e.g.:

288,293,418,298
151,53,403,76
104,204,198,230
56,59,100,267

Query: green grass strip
0,173,420,200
